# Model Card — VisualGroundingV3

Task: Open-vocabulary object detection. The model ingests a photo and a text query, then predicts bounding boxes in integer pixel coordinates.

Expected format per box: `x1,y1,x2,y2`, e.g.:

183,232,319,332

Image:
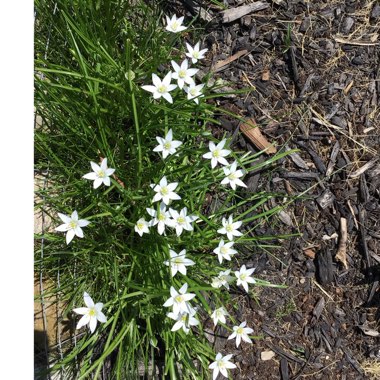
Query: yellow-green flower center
137,222,144,230
228,173,237,180
177,216,185,225
97,169,105,178
178,69,186,78
164,142,172,150
237,327,244,335
173,257,183,264
212,149,220,158
88,308,96,317
190,88,197,96
240,273,247,281
181,314,187,322
69,220,78,229
161,186,169,196
175,295,184,303
193,51,199,59
158,213,166,221
158,85,167,94
172,21,179,30
217,360,225,369
221,247,229,255
226,224,233,232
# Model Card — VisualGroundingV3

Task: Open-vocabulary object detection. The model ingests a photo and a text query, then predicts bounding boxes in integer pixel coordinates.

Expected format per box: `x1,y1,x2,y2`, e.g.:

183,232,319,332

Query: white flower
221,161,247,190
152,176,181,205
146,202,175,235
153,129,182,159
202,139,231,168
211,307,228,326
213,239,237,264
211,269,234,290
165,14,187,33
209,353,236,380
141,72,177,103
227,321,253,348
73,292,107,334
235,265,256,292
184,83,205,104
186,42,208,64
167,308,199,334
171,59,198,89
55,210,90,245
82,158,115,189
217,215,243,241
163,283,196,317
164,249,195,277
134,218,150,237
169,207,198,236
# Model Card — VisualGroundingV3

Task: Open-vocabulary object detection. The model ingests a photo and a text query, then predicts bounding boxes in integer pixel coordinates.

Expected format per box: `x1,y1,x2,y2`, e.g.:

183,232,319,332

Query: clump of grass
35,0,292,378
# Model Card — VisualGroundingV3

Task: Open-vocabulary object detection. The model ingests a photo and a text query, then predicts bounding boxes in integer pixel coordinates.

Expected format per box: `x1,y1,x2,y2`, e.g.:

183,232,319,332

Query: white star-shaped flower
211,307,228,326
141,72,177,103
184,83,205,104
55,210,90,245
202,139,231,168
167,308,199,334
227,321,254,348
169,207,198,236
146,202,175,235
186,42,208,64
213,239,237,264
152,176,181,205
134,218,150,237
221,161,247,190
164,249,195,277
165,14,187,33
171,59,198,89
235,265,256,292
82,158,115,189
211,269,234,290
153,129,182,159
217,215,243,241
163,283,196,317
209,353,236,380
73,292,107,334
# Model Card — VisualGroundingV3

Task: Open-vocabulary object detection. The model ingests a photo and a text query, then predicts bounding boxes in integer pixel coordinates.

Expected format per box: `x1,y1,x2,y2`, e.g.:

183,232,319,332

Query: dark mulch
170,0,380,378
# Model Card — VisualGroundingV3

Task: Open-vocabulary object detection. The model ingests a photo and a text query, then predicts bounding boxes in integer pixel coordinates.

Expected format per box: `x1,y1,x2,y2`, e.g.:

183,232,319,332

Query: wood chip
222,2,269,23
358,325,380,337
240,118,277,154
211,50,248,72
348,157,379,178
262,68,270,81
304,248,316,259
335,217,348,269
261,350,276,361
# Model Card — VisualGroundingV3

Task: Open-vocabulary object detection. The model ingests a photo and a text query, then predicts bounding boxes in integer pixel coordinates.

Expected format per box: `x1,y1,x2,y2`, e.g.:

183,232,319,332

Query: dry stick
335,217,348,269
211,49,248,72
333,35,379,46
309,107,377,155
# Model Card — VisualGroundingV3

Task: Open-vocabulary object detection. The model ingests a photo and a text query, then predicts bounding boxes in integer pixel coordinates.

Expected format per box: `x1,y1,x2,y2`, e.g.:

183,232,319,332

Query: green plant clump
35,1,290,378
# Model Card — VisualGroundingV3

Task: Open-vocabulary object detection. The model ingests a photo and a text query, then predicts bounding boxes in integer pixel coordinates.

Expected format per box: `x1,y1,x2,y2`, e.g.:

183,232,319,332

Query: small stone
261,351,276,361
316,189,335,209
342,17,354,34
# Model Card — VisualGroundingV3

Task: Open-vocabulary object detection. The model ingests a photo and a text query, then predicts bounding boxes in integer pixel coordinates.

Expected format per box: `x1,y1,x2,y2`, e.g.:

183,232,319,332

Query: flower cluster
142,16,207,105
52,14,261,378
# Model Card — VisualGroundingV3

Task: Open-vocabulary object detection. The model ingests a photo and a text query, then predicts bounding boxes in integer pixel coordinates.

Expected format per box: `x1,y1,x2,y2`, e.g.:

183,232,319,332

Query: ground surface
169,0,380,379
